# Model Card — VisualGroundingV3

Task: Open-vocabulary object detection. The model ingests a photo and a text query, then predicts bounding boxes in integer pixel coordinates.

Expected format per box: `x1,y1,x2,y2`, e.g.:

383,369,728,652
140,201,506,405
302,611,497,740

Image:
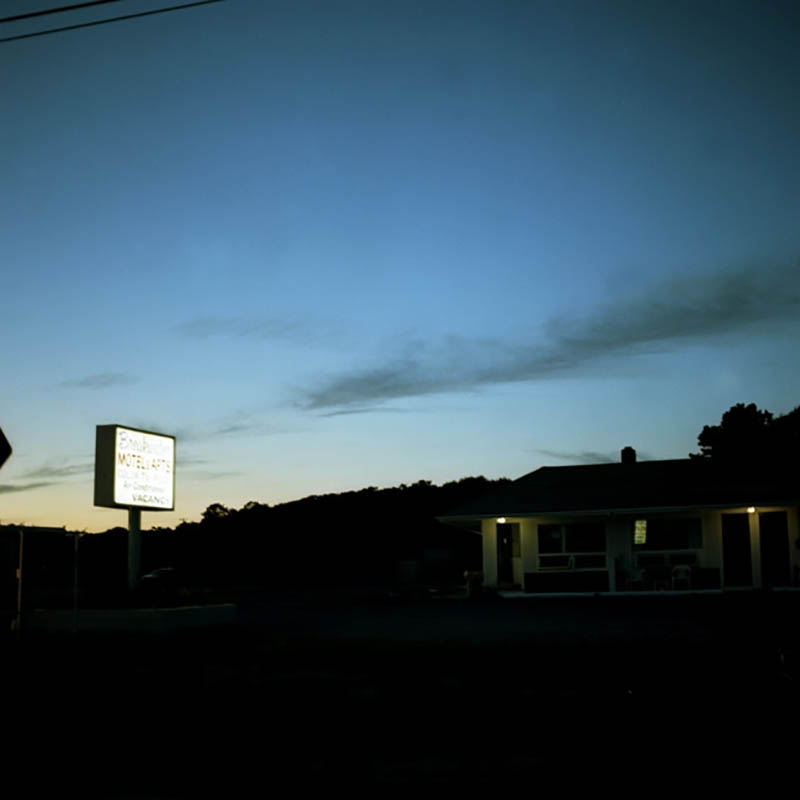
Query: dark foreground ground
4,590,800,796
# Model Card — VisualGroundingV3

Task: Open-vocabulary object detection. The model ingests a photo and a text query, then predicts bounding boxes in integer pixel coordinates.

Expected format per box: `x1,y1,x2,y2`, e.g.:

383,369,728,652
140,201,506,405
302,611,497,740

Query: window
538,522,606,569
538,523,606,554
538,525,564,554
633,518,702,551
565,523,606,553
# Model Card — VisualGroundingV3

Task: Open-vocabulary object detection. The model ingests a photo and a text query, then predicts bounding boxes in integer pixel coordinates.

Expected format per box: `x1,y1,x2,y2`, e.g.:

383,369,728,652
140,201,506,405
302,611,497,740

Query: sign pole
128,507,142,590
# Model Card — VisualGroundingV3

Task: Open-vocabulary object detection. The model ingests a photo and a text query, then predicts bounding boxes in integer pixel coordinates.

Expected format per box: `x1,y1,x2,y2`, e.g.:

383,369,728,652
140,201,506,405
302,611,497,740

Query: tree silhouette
693,402,799,467
201,503,231,522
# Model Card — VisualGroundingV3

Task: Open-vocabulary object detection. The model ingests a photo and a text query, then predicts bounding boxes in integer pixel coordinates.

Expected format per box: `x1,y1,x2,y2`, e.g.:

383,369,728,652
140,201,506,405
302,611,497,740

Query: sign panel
94,425,175,511
634,519,647,545
0,427,11,470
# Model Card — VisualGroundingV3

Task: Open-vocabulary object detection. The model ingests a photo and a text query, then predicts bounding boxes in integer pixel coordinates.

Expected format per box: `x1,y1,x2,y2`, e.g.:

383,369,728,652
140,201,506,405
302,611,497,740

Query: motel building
440,448,800,594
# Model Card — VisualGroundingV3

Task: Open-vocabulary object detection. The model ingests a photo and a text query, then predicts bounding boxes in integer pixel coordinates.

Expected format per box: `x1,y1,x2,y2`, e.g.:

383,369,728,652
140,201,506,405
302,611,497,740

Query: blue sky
2,0,799,531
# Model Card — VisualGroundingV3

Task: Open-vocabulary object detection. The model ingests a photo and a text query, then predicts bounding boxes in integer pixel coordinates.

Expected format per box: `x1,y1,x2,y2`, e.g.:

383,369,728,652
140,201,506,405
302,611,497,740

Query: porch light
497,517,507,524
747,507,756,514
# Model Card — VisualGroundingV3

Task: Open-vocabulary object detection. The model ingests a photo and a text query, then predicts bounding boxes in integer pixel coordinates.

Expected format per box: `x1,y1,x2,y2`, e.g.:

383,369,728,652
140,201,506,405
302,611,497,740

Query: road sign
0,427,11,470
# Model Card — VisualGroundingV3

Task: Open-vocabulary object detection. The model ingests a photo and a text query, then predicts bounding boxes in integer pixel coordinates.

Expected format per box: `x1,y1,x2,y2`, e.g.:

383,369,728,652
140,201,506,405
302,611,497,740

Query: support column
749,510,761,589
128,507,142,590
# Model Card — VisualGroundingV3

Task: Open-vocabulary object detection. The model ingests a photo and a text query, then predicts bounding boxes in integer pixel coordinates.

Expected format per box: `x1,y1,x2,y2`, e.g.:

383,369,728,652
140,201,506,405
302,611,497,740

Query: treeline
2,476,507,607
143,476,506,590
693,402,800,464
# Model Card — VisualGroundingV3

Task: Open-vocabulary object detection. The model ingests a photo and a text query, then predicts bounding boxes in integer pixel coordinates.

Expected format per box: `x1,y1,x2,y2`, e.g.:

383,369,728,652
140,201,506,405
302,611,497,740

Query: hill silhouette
1,476,509,608
143,476,508,592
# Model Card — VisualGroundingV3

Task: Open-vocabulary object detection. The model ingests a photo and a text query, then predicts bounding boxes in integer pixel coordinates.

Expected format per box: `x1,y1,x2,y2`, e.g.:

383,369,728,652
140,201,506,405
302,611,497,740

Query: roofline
514,457,699,478
438,500,800,522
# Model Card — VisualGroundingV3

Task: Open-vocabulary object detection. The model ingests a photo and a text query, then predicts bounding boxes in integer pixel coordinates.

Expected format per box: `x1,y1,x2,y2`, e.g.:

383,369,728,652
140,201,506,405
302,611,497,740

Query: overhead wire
0,0,224,44
0,2,122,25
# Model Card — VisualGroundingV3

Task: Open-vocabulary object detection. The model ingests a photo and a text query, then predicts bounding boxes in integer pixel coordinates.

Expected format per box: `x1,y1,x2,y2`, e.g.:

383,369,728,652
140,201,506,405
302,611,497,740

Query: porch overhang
439,499,800,524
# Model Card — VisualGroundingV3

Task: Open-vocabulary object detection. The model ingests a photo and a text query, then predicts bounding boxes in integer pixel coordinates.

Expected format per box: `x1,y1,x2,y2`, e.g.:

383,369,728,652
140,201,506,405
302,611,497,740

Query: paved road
236,587,799,646
5,589,799,795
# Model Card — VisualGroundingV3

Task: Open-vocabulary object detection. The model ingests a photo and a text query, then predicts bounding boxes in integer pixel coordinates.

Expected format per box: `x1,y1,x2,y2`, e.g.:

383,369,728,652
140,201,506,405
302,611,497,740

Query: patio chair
671,564,691,590
626,567,647,591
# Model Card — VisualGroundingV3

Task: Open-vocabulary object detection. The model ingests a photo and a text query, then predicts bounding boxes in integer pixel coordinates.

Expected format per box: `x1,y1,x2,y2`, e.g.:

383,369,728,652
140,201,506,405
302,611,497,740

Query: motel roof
440,456,800,520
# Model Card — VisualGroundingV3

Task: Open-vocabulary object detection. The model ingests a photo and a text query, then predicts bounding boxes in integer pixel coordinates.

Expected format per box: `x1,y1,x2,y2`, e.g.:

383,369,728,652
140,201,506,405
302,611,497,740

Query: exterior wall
481,505,799,592
702,506,797,588
484,514,619,589
749,511,761,586
481,519,497,587
519,514,612,592
789,506,800,583
481,518,524,587
481,515,617,591
512,551,524,586
701,510,722,570
520,519,538,577
605,521,630,590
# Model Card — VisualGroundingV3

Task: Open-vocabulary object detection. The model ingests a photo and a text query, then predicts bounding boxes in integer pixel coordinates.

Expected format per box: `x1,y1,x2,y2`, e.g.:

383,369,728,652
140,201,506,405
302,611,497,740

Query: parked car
140,567,179,602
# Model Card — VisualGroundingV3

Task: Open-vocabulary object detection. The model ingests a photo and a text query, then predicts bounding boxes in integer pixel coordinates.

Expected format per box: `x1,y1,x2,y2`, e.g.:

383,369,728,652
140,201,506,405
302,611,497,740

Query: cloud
298,262,800,409
214,421,258,436
172,417,265,443
61,373,139,390
535,448,656,464
155,411,293,447
21,462,93,480
535,449,617,464
191,470,244,481
174,456,209,467
318,406,420,418
0,482,52,495
548,263,800,355
175,314,354,351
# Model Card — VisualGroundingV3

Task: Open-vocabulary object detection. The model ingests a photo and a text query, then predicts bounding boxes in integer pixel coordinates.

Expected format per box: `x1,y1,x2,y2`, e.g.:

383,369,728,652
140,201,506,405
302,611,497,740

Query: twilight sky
2,0,799,531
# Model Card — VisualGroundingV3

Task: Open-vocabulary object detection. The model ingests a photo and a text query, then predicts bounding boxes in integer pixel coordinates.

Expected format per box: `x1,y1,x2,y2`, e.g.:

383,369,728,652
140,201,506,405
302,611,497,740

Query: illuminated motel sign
94,425,175,511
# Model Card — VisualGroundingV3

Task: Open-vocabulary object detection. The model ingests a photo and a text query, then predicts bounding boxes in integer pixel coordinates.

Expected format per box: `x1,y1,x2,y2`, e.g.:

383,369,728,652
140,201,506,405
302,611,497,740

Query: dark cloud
61,373,139,390
299,263,800,409
0,482,52,495
163,411,288,445
173,419,263,442
175,314,353,352
535,449,617,464
214,421,259,436
535,448,654,464
176,456,209,467
548,263,800,355
192,470,244,481
21,463,93,480
319,406,419,418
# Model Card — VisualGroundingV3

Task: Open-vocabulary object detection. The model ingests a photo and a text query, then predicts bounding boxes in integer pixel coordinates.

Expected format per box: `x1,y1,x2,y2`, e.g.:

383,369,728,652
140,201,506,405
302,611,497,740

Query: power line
0,2,122,25
0,0,224,44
